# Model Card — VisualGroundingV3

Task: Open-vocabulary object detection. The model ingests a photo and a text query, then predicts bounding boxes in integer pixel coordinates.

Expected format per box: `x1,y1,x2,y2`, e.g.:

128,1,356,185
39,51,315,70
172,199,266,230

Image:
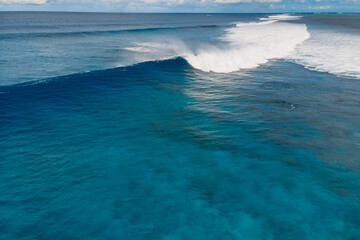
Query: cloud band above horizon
0,0,359,12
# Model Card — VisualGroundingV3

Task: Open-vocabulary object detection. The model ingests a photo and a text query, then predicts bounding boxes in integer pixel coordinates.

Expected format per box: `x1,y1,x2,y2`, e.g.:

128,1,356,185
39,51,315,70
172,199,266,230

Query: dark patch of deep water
1,58,360,239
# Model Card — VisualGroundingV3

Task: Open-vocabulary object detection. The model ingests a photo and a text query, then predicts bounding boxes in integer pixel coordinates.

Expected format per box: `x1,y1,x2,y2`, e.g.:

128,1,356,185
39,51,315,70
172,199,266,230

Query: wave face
184,19,310,73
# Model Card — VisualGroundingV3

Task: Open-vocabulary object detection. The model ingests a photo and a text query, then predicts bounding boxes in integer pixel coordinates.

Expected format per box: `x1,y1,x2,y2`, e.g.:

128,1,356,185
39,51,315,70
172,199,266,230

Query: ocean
0,12,360,239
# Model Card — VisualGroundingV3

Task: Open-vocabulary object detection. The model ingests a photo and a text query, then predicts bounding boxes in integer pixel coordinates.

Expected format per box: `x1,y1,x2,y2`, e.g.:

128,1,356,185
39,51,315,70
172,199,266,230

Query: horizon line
1,10,359,14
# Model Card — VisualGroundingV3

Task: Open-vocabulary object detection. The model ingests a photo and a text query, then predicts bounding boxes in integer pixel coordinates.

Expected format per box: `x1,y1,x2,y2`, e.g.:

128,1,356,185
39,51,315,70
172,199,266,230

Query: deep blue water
1,12,360,239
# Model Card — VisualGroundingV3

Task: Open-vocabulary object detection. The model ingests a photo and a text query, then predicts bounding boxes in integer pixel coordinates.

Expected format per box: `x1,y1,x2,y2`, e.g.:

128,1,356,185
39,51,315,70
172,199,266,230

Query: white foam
235,20,278,27
183,14,308,73
259,14,302,21
184,21,310,73
124,42,175,53
290,28,360,79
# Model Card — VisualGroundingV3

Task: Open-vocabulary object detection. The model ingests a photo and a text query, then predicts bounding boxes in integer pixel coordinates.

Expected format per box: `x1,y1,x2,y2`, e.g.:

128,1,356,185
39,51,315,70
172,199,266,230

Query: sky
0,0,359,13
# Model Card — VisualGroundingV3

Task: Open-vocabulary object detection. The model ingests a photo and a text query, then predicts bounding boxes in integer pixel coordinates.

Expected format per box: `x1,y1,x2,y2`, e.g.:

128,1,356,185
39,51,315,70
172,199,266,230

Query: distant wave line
0,24,235,40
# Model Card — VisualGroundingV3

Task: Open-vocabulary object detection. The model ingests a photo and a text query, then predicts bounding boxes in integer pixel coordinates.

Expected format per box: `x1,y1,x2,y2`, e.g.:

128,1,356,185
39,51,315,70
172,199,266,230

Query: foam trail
260,14,302,21
235,20,278,27
291,28,360,79
184,22,310,73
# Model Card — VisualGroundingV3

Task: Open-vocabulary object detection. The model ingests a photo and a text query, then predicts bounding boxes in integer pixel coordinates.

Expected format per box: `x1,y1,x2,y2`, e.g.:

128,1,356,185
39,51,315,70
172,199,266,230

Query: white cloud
215,0,281,2
0,0,47,3
103,0,186,3
215,0,251,2
102,0,282,4
308,5,331,9
270,3,284,8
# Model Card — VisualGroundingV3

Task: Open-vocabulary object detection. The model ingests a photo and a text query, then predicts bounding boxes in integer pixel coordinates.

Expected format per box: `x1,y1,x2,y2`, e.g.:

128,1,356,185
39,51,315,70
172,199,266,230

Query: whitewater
184,15,310,73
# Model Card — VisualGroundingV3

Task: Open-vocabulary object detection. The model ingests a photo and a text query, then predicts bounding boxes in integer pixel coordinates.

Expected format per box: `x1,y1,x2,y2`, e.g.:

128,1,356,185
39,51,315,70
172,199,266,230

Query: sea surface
1,12,360,239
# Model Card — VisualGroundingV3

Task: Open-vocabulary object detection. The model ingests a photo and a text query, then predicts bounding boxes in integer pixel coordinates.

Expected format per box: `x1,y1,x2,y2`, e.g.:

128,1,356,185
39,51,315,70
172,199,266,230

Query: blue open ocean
1,12,360,239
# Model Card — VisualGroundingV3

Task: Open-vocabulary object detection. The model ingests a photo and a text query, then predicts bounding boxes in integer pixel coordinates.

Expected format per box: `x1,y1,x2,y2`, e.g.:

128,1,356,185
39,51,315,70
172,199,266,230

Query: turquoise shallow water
1,58,360,239
1,12,360,239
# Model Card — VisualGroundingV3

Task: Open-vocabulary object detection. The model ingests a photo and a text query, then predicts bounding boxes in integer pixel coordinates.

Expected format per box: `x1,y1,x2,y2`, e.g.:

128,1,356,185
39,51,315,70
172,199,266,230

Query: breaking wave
124,14,310,73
